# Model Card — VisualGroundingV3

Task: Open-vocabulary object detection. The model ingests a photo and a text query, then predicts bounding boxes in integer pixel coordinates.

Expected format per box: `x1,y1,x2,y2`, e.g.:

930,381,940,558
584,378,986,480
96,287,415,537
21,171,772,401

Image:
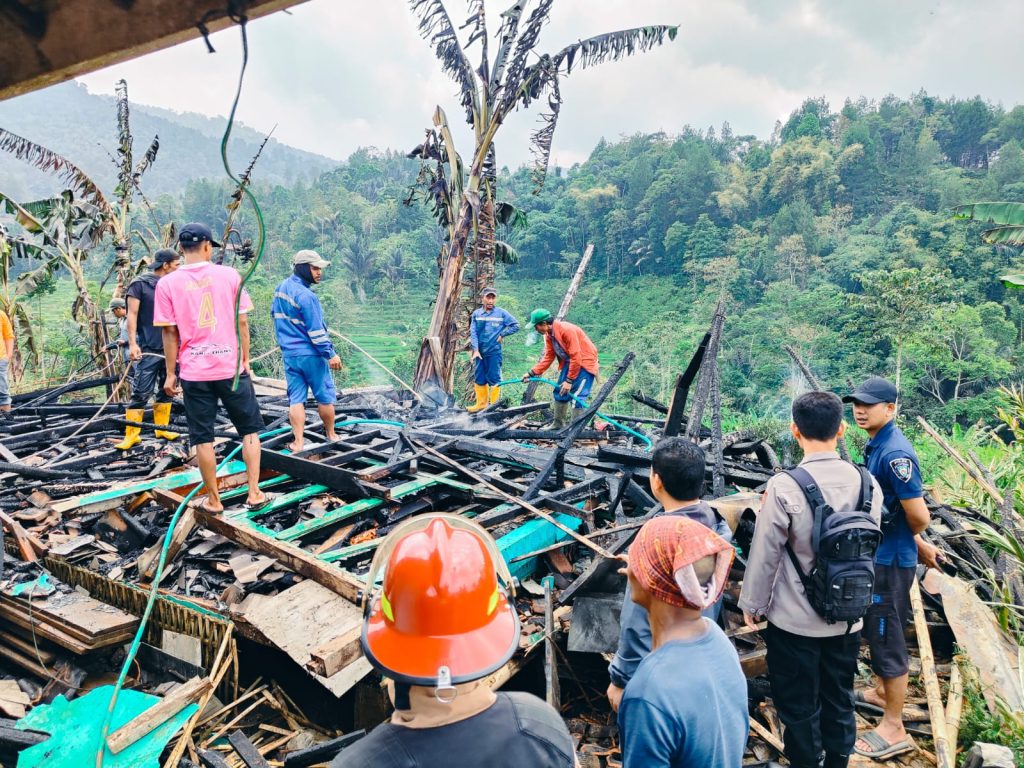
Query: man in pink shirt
154,223,269,513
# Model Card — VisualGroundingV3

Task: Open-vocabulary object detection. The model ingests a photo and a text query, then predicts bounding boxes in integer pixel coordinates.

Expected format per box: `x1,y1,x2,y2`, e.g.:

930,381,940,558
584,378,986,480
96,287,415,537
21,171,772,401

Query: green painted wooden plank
235,484,329,521
53,461,248,512
498,513,583,582
319,538,381,563
16,686,197,768
219,474,292,501
276,496,383,542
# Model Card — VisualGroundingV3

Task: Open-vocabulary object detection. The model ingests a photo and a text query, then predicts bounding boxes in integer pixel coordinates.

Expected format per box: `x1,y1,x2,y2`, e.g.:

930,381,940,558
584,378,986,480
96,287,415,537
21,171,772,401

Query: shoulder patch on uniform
890,457,913,482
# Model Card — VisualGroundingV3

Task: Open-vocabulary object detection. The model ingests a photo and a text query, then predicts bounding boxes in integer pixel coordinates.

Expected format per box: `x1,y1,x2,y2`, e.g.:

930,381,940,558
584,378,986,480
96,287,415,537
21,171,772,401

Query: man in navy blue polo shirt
844,377,941,761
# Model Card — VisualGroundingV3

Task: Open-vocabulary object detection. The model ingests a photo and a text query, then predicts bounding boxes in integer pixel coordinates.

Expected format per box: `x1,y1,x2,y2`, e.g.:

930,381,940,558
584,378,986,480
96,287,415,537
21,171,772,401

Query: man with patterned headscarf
618,515,748,768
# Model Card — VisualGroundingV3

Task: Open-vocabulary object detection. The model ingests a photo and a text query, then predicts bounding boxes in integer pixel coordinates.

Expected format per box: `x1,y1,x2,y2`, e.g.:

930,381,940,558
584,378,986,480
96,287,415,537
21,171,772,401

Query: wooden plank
910,580,952,768
306,627,361,678
227,731,271,768
52,461,249,516
239,580,369,698
194,506,364,602
139,507,196,582
107,676,210,754
663,332,709,437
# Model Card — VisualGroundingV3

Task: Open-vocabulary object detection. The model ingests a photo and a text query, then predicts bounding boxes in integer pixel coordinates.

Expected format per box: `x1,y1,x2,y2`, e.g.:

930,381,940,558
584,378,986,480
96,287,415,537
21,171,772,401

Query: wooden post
783,344,851,462
542,575,560,711
711,362,725,497
523,244,594,404
910,580,953,768
662,332,709,438
684,300,726,441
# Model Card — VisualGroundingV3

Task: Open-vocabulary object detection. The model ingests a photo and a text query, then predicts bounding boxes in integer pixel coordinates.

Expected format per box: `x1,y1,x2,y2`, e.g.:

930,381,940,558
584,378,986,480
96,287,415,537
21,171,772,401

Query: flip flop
853,730,916,760
854,691,885,716
241,492,277,513
190,497,224,515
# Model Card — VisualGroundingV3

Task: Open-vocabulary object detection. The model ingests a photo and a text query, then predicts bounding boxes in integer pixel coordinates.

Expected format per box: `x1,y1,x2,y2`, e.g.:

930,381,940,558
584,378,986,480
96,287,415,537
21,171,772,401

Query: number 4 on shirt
198,293,216,329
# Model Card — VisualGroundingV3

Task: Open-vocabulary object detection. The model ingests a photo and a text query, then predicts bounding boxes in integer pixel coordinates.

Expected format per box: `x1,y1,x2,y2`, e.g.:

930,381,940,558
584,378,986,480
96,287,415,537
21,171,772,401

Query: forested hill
0,82,338,200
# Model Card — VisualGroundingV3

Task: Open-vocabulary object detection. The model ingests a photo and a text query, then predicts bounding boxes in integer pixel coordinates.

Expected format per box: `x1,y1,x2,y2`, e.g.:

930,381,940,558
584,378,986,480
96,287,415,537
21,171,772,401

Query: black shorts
180,374,264,444
865,562,915,678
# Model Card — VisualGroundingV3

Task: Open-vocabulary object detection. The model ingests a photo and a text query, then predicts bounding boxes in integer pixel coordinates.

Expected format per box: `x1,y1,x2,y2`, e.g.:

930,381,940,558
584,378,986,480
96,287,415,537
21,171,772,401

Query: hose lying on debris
94,425,291,767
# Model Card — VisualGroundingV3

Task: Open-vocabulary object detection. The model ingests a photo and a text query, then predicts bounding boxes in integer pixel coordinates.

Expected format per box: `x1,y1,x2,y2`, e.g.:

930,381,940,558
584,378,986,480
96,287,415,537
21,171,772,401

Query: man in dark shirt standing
115,248,181,450
607,438,732,712
334,514,574,768
844,377,941,760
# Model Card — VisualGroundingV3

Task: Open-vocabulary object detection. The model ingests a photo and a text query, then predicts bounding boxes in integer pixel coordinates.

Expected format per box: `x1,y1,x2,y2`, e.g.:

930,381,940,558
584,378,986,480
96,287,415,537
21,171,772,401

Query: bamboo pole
909,580,953,768
945,662,963,759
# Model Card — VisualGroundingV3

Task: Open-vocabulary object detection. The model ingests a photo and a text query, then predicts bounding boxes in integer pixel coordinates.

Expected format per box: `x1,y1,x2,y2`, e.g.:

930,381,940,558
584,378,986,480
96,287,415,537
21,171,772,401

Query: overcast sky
75,0,1024,169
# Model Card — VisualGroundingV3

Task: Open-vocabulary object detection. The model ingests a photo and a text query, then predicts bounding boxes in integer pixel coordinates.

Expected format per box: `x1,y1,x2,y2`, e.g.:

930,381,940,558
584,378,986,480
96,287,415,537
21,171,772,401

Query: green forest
4,90,1024,435
141,91,1024,430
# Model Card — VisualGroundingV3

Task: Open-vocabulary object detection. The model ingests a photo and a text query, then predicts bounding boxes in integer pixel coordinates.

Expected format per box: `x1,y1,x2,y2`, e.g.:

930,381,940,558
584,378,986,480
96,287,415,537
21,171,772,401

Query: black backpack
783,465,882,628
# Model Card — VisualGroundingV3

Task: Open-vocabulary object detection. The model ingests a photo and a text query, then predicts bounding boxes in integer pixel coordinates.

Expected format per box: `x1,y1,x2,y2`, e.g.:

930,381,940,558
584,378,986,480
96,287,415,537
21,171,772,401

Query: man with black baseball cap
843,377,940,760
272,249,342,452
115,248,182,450
154,222,269,514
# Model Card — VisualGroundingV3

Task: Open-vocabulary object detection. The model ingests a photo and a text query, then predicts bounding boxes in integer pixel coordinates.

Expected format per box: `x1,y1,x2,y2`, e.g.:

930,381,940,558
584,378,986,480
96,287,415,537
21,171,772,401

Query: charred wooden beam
664,332,710,437
524,352,635,500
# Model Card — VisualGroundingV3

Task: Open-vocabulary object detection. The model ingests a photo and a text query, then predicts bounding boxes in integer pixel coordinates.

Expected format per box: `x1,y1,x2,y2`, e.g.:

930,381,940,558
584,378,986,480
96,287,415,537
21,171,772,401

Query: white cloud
73,0,1024,168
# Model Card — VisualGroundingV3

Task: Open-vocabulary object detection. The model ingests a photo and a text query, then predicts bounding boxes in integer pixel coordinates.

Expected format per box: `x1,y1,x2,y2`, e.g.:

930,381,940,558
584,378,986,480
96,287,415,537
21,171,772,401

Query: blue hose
497,377,653,450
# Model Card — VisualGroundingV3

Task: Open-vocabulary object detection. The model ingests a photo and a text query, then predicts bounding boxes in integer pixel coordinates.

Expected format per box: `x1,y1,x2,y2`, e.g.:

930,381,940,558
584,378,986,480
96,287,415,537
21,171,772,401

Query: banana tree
953,202,1024,287
0,191,112,369
0,79,161,300
407,0,677,392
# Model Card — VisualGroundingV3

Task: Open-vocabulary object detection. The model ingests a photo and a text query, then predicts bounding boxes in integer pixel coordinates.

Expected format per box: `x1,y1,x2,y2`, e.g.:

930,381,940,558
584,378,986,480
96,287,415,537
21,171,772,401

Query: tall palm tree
341,231,379,303
407,0,678,391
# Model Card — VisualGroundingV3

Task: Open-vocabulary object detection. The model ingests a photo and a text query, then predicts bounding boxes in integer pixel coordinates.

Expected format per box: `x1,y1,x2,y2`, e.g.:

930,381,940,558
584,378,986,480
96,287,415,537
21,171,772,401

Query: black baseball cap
178,223,221,248
153,248,180,265
843,377,898,405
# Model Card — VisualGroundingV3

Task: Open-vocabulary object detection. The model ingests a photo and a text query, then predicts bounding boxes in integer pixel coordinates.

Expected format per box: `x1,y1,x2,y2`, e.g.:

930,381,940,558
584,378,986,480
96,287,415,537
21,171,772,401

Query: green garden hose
220,15,266,392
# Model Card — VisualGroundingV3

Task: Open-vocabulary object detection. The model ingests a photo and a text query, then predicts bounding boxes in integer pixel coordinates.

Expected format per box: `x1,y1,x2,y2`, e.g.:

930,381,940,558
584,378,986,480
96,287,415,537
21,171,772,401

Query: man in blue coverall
272,250,343,452
467,287,519,412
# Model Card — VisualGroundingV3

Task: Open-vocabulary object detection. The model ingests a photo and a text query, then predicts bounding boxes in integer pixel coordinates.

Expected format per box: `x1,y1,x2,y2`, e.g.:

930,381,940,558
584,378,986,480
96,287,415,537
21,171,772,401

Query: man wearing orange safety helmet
332,514,576,768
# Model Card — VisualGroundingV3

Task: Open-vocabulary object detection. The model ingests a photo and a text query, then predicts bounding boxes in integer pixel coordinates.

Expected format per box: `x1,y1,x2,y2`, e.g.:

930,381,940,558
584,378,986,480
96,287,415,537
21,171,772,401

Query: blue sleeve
501,309,520,338
608,582,651,689
469,309,480,351
299,292,336,358
619,698,680,768
883,450,923,500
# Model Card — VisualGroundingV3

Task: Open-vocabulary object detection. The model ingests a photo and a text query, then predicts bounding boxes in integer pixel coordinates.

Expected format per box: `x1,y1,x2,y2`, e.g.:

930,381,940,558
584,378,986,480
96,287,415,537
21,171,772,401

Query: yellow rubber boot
153,402,179,441
466,384,489,412
489,385,501,405
114,409,143,450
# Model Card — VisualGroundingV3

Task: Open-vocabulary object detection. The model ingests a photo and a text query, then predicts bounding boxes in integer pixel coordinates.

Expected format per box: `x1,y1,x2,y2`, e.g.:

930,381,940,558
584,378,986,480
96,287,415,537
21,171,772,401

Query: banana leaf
1000,274,1024,289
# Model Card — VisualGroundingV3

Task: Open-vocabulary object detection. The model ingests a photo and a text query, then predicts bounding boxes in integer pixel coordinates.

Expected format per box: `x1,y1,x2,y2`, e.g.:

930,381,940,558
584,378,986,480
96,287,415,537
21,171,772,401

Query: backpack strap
855,465,874,512
781,466,827,590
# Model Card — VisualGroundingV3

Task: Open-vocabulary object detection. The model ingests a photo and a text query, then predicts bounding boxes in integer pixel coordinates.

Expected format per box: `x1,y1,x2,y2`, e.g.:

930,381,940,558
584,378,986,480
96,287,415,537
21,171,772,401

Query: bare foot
861,687,886,708
288,441,304,453
325,433,339,443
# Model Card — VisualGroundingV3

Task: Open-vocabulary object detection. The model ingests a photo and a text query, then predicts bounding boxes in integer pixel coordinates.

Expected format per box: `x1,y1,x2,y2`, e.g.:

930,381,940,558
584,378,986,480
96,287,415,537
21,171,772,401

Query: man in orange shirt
0,309,14,414
522,309,599,428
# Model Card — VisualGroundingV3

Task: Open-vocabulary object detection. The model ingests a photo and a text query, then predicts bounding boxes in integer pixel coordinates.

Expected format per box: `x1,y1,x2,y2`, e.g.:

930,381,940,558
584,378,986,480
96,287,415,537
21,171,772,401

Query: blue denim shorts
284,355,337,406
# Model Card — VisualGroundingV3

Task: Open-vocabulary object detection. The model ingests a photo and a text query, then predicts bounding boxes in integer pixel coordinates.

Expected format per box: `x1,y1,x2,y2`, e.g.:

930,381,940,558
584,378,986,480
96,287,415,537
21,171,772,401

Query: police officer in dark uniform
844,377,941,761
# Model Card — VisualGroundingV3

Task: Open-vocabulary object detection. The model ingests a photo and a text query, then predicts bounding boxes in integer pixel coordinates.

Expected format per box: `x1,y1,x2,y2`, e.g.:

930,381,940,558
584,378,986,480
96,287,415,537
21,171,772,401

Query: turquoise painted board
497,513,583,582
16,686,197,768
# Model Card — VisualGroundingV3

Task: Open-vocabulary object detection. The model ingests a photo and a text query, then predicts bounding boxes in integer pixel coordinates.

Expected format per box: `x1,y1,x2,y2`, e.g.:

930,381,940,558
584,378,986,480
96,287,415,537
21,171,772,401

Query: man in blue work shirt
606,438,732,713
844,377,941,761
467,287,519,412
272,250,342,452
